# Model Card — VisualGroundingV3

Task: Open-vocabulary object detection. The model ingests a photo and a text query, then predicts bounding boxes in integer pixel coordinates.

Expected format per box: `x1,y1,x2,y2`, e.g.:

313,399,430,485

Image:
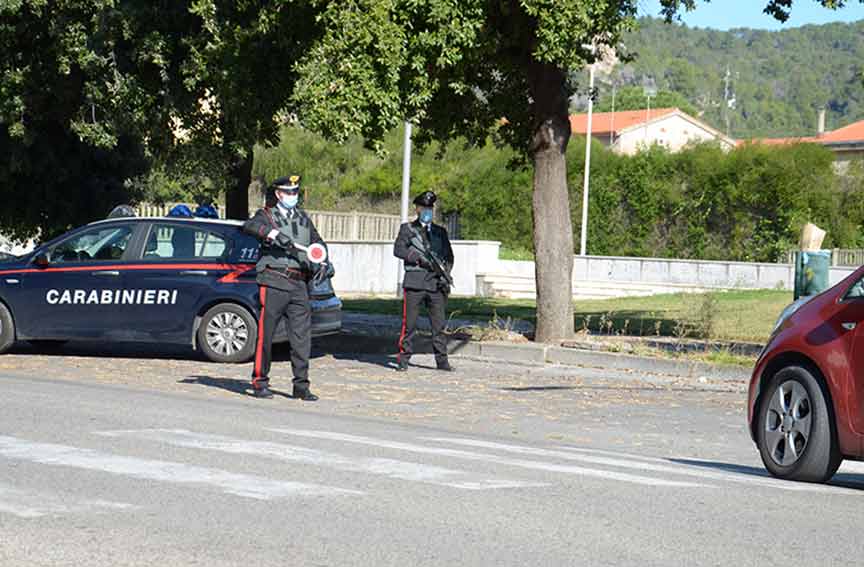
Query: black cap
413,191,437,207
271,175,302,192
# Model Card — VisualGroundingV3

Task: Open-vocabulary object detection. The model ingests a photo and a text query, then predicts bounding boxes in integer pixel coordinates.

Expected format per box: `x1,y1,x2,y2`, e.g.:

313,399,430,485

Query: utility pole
397,121,413,294
579,43,596,257
609,81,617,146
643,77,656,145
723,66,737,138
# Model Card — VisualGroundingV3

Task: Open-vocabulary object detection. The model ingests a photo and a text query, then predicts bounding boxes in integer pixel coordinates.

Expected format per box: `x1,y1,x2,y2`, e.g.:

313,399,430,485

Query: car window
846,277,864,300
50,225,133,263
144,224,228,260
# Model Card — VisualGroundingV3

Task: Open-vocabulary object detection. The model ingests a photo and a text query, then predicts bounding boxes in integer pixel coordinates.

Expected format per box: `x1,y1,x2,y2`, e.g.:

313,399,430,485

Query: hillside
593,17,864,138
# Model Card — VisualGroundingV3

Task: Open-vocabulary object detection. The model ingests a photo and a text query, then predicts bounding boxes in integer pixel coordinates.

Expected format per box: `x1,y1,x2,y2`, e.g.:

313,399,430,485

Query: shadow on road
670,457,864,490
11,341,328,363
180,375,298,399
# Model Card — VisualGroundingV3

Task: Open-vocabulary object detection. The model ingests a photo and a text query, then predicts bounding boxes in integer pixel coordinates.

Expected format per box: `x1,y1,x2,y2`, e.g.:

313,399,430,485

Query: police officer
242,175,332,400
393,190,454,372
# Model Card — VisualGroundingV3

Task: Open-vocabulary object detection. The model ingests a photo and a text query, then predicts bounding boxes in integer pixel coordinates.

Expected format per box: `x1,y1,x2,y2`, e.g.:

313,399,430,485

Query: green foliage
609,17,864,138
593,86,697,116
258,124,864,263
570,139,855,262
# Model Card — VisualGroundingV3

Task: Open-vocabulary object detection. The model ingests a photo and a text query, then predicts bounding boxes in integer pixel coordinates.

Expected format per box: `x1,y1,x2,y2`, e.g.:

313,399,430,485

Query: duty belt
265,267,310,282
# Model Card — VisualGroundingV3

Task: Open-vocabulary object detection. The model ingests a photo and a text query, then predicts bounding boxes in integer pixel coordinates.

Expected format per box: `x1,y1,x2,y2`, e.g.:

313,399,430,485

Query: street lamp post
397,121,413,295
643,77,657,145
579,44,596,257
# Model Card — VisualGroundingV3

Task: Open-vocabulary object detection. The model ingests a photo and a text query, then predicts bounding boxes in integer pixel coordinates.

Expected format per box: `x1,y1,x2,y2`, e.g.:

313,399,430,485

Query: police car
0,216,341,363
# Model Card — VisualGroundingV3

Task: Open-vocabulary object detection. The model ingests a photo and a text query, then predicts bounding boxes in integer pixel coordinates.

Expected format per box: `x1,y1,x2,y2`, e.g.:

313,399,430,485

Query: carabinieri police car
0,215,341,363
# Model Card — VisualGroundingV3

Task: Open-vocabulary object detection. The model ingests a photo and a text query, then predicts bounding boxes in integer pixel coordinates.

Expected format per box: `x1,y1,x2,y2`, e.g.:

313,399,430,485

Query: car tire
0,302,14,354
756,366,842,483
198,303,257,364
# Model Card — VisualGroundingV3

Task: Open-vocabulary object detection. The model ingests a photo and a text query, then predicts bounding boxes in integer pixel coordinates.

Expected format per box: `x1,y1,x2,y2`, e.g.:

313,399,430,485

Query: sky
640,0,864,30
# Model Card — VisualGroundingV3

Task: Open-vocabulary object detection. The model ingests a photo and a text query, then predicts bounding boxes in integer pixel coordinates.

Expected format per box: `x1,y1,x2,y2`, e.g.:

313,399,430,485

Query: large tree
292,0,862,342
0,0,323,237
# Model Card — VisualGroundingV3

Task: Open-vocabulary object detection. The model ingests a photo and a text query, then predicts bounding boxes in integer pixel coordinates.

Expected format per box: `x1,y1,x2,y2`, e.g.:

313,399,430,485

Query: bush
254,124,864,262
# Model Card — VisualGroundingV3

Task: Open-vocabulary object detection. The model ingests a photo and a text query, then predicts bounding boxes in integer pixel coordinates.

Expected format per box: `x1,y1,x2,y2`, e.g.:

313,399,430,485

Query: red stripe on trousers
253,286,268,386
397,290,408,356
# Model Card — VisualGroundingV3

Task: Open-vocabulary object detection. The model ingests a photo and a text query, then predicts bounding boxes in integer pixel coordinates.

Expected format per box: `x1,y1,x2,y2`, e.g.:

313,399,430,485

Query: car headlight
772,300,805,334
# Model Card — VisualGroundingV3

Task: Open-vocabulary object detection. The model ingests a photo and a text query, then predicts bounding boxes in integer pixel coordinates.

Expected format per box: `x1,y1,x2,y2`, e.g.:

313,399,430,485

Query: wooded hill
591,17,864,138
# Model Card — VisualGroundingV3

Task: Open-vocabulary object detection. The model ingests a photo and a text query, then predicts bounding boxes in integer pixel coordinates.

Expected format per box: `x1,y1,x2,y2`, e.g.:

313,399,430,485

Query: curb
316,332,750,382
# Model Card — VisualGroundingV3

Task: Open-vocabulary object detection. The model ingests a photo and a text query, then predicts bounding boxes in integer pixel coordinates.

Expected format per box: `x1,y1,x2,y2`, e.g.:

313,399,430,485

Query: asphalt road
1,347,863,566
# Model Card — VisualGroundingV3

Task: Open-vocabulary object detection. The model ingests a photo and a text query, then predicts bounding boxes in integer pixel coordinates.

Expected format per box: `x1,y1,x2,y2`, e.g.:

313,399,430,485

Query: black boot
396,356,409,372
292,387,319,401
252,386,274,399
436,358,454,372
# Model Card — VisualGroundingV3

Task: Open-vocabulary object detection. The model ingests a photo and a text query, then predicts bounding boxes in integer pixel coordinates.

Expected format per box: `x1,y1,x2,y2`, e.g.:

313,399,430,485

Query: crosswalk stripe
96,429,546,490
0,482,135,519
268,429,707,488
425,438,860,494
0,436,360,501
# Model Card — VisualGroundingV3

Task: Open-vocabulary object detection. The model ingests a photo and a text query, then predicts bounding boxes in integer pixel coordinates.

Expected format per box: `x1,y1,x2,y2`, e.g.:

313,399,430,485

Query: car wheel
198,304,257,363
0,303,14,354
756,366,842,483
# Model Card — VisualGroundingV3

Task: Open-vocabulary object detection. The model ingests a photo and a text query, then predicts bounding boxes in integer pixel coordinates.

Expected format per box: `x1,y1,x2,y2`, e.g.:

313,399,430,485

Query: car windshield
0,252,17,263
51,226,133,263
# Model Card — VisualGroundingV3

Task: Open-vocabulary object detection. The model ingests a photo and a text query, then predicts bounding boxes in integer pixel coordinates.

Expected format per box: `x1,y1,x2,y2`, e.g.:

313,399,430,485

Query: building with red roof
739,111,864,170
569,107,736,155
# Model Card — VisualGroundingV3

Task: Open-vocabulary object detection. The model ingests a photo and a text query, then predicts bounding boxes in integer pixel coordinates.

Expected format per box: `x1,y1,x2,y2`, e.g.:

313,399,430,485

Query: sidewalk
329,312,752,383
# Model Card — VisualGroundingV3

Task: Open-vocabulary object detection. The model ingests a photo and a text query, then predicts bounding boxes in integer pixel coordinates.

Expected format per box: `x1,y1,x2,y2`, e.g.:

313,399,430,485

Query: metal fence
307,210,402,241
784,249,864,267
134,203,402,241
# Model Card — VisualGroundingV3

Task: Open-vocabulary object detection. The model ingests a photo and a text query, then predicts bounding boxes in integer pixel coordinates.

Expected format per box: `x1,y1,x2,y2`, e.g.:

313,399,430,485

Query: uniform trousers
252,278,311,390
397,288,448,363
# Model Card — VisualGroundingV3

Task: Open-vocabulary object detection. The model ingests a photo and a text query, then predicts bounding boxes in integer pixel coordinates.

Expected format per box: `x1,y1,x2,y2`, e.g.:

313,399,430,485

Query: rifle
410,226,453,291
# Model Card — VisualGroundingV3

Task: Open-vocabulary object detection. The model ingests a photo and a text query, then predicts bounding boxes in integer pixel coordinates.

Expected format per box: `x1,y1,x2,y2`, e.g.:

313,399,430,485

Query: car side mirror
33,252,50,268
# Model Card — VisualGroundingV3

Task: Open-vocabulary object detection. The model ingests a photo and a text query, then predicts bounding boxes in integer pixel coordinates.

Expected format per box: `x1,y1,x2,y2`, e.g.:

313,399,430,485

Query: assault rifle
410,227,454,292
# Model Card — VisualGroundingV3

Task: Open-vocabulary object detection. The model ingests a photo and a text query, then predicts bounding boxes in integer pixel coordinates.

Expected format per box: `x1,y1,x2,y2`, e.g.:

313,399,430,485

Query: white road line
0,482,136,519
425,437,860,494
0,436,360,501
268,429,707,488
96,429,545,490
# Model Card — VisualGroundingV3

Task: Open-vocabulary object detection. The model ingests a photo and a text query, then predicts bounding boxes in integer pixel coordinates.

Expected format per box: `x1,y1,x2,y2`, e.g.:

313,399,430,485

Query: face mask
419,209,433,224
279,194,299,208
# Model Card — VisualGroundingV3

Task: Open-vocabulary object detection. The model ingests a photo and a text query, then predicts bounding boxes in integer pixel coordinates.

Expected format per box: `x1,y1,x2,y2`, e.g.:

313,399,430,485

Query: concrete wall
488,255,856,291
328,240,501,296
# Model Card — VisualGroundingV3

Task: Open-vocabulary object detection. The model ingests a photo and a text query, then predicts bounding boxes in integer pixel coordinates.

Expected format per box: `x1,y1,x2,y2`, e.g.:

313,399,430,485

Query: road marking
0,436,360,501
425,438,861,494
96,429,545,490
268,429,707,488
0,482,135,519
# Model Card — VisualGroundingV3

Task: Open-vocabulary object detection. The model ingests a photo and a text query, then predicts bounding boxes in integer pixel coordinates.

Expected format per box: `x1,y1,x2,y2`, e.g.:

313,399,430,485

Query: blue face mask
279,194,299,209
419,209,433,224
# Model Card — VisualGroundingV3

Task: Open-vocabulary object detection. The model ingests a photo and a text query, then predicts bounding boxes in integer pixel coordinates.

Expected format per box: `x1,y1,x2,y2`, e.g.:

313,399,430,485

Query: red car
749,269,864,482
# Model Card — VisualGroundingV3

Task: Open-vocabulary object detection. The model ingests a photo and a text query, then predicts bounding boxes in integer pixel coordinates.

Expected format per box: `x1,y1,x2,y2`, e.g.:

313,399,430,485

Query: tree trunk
528,61,575,342
225,147,254,219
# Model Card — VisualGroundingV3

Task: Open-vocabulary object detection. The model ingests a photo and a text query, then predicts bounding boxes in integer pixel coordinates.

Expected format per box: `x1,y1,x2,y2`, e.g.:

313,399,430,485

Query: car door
129,221,231,343
16,222,139,340
835,276,864,437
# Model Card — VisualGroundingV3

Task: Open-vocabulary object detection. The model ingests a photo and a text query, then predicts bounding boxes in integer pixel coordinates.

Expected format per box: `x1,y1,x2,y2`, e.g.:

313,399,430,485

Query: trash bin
794,250,832,300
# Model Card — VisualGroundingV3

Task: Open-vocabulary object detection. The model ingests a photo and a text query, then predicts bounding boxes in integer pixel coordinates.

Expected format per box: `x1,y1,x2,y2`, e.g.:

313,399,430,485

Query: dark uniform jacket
243,206,325,291
393,220,454,292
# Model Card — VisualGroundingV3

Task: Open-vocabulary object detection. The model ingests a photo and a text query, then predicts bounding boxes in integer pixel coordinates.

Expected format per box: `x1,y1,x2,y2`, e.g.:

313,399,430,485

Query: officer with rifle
393,190,455,372
242,175,333,400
